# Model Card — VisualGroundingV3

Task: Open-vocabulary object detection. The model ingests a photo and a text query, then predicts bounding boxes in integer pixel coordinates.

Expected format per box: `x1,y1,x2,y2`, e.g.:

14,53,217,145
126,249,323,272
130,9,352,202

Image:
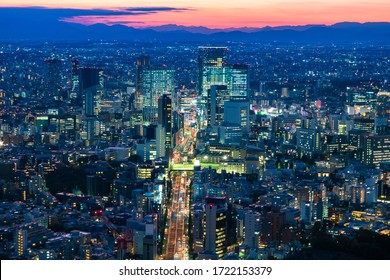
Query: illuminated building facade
207,85,230,129
80,67,104,117
296,128,321,159
142,66,174,124
229,64,249,100
223,100,250,133
244,211,261,248
363,134,390,166
158,94,172,151
203,197,227,259
16,229,27,256
70,59,80,100
198,47,228,100
135,55,151,111
198,47,228,126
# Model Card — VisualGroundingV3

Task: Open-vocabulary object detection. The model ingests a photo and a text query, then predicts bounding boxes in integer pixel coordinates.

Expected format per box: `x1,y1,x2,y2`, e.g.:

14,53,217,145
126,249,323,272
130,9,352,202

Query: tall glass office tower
135,55,151,111
142,66,174,125
198,47,228,98
197,47,249,128
198,47,228,127
229,64,249,100
80,67,104,117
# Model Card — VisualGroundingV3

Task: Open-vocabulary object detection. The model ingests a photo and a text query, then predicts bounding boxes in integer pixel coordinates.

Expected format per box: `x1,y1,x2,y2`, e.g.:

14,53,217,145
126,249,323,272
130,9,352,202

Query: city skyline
1,40,390,260
0,1,389,28
1,0,390,263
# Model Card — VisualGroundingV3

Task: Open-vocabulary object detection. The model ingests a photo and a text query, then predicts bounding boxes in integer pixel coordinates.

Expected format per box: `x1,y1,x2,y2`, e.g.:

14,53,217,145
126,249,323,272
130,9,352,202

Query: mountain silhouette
1,7,389,43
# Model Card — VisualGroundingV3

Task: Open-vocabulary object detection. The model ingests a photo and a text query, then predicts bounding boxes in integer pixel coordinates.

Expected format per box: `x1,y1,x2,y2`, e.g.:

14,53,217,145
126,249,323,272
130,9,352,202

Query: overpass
170,163,220,171
170,164,194,171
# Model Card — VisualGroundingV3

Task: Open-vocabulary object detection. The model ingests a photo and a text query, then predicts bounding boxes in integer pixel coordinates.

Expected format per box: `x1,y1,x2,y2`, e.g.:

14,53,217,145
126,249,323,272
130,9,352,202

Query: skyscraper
158,94,172,147
44,58,62,95
135,55,151,111
207,85,230,129
156,124,166,158
79,67,104,146
70,59,80,100
198,47,228,124
198,47,228,96
244,211,261,249
142,66,174,124
79,67,103,116
193,208,205,253
229,64,249,100
203,197,227,259
197,47,250,128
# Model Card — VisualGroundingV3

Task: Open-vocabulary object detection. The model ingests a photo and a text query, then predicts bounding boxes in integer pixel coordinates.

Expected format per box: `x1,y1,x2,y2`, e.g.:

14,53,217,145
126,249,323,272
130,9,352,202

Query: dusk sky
1,0,390,28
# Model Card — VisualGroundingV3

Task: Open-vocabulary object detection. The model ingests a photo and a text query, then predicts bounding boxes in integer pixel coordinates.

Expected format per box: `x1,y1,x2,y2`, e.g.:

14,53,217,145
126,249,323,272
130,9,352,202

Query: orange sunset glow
0,0,389,28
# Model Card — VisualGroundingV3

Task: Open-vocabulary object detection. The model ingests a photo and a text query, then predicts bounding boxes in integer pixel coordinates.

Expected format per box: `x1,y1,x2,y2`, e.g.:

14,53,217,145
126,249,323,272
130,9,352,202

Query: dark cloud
0,6,192,29
123,7,192,12
101,21,146,25
0,6,191,19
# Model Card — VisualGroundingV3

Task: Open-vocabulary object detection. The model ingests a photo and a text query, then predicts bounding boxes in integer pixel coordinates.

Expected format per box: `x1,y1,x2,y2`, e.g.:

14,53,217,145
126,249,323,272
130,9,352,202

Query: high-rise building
126,215,157,259
223,100,250,133
364,178,377,204
329,114,341,132
300,201,313,223
198,47,228,97
16,229,28,256
244,211,261,249
136,56,151,93
143,235,157,260
136,139,157,162
374,117,390,135
197,48,250,125
172,110,184,146
203,197,227,259
207,85,230,129
353,118,375,132
156,124,166,158
79,67,103,146
296,128,321,159
158,94,172,151
80,67,104,116
70,59,80,100
82,117,101,146
135,55,151,111
44,58,62,95
346,87,377,108
376,91,390,119
142,66,174,124
193,206,205,253
349,129,368,150
143,215,157,260
198,47,229,124
229,64,249,100
363,134,390,166
28,175,44,195
218,124,243,146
